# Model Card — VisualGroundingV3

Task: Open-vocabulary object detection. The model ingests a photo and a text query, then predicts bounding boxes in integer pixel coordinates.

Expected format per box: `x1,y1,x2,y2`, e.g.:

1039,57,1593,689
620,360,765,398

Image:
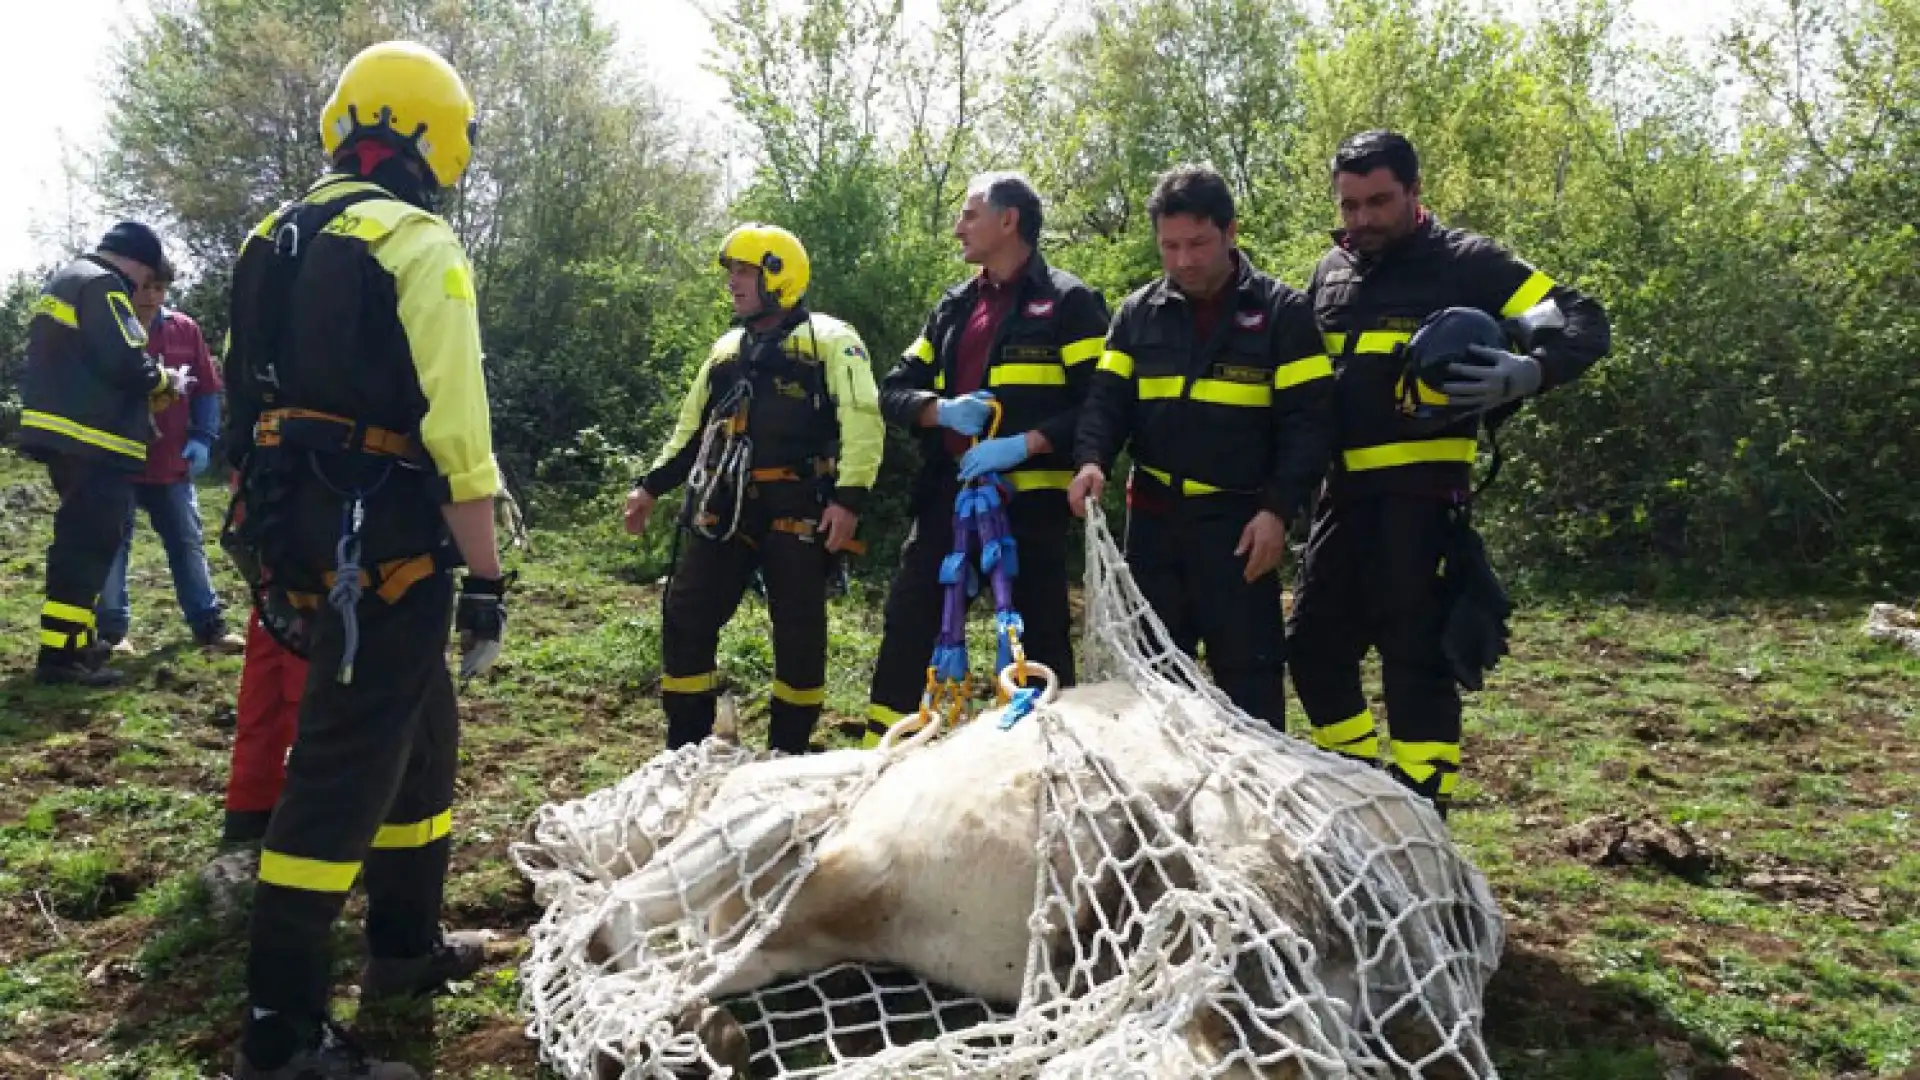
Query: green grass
2,454,1918,1078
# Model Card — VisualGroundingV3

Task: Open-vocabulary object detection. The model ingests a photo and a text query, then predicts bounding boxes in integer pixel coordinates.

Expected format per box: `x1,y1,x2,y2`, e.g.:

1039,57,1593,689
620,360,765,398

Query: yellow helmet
320,41,477,189
718,224,811,310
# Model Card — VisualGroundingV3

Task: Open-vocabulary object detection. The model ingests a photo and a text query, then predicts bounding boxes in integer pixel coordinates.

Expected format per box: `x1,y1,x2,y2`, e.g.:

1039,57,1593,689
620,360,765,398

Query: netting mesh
512,505,1506,1079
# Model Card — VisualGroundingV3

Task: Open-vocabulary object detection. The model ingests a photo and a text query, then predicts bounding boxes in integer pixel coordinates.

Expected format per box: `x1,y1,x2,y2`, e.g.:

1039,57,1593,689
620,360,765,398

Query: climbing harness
684,379,755,543
891,395,1040,741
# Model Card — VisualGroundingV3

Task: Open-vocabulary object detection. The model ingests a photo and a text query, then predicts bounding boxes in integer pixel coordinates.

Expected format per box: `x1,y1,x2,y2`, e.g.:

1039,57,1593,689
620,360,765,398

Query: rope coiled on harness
329,500,366,685
685,380,754,542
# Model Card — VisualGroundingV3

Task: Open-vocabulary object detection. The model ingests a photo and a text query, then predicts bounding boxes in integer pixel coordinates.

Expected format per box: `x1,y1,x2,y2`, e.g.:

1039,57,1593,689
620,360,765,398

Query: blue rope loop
922,414,1027,720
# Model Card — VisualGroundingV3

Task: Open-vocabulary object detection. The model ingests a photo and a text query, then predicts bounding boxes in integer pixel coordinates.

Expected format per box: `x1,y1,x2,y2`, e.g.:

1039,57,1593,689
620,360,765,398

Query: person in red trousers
202,480,309,902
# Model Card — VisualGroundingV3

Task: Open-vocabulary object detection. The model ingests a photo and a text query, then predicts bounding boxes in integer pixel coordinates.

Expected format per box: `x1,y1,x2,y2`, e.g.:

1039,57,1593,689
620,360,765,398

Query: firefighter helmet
1398,307,1509,418
321,40,477,189
718,224,811,311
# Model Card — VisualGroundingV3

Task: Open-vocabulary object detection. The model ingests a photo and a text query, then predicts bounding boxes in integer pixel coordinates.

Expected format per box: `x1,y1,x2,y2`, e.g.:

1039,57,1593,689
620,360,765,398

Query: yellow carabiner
967,397,1007,452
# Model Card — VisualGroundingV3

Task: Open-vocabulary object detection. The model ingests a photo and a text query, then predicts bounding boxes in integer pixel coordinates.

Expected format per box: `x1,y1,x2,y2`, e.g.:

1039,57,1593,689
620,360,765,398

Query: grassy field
1,453,1916,1080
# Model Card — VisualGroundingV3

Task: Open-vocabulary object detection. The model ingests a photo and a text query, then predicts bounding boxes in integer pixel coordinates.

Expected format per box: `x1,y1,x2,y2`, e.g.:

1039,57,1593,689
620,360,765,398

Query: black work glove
1438,521,1512,691
456,573,510,682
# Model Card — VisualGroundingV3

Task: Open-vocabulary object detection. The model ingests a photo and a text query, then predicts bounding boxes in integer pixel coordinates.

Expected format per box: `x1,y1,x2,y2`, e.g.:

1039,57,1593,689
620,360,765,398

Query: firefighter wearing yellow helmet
624,224,885,755
222,39,503,1080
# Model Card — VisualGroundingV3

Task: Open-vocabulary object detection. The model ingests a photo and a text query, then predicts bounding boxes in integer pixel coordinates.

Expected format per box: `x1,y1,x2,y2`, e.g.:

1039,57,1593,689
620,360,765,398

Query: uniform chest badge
1234,309,1267,331
1024,299,1055,318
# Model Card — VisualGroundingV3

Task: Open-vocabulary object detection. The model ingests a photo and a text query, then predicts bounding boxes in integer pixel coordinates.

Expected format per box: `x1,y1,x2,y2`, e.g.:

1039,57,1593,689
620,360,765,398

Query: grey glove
1443,345,1542,410
456,574,508,683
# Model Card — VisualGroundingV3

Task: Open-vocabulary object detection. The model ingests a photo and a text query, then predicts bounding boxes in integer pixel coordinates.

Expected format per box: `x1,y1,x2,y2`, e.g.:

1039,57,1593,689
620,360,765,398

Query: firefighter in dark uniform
19,221,192,686
1071,165,1336,725
862,173,1110,746
222,41,507,1080
624,224,884,755
1287,130,1611,814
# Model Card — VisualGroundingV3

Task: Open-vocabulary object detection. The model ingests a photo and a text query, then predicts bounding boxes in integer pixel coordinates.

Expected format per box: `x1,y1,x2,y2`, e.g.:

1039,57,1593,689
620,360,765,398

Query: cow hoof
668,1000,752,1078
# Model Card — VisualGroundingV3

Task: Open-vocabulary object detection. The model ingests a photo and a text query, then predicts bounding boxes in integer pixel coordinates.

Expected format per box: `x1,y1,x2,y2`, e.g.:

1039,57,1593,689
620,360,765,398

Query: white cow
578,674,1495,1079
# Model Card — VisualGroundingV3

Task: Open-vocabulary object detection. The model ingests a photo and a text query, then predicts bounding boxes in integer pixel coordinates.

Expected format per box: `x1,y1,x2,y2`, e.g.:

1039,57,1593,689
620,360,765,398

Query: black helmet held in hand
1398,306,1508,419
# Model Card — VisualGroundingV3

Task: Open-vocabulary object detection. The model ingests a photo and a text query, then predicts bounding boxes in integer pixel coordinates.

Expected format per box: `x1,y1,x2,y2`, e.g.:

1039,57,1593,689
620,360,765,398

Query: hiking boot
199,845,260,920
103,635,137,656
360,929,495,1001
195,621,247,655
233,1021,419,1079
70,637,122,669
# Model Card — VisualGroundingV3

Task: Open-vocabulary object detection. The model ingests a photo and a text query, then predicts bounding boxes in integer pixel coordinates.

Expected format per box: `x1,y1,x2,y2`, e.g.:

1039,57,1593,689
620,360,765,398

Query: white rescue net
511,505,1507,1079
1864,602,1920,657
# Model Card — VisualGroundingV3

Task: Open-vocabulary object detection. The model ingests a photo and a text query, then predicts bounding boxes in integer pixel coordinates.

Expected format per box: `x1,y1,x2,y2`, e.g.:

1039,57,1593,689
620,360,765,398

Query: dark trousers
1125,497,1286,727
1286,493,1461,807
661,484,832,754
242,572,458,1064
865,485,1075,742
38,454,135,664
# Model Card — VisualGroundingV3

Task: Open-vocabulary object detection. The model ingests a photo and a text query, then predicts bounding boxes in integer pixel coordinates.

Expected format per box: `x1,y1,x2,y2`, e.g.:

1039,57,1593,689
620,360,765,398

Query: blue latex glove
936,391,994,436
182,438,210,479
957,434,1029,481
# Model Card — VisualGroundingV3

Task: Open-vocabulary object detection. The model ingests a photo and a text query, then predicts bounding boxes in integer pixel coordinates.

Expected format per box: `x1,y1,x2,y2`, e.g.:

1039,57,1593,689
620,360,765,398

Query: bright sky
0,0,1742,281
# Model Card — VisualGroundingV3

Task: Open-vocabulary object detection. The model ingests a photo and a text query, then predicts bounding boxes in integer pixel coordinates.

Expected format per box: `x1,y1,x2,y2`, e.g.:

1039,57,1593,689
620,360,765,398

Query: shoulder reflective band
1500,271,1555,317
106,291,148,348
31,295,78,328
1096,349,1134,379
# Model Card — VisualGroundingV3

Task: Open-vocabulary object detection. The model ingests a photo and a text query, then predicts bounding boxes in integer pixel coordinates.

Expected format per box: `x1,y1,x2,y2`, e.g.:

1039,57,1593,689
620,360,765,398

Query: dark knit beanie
97,221,166,272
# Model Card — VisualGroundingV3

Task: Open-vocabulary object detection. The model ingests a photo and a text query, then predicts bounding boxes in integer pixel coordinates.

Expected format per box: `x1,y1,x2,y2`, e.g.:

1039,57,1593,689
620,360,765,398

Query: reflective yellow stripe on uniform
1188,379,1269,407
31,295,78,328
1311,709,1380,761
773,680,826,707
1274,354,1334,390
40,630,78,649
259,850,362,893
1006,470,1072,492
1137,464,1232,496
1061,337,1104,366
372,810,452,850
1097,349,1134,379
322,210,396,244
1391,740,1461,795
1323,330,1412,355
662,672,719,694
907,336,936,364
1500,271,1555,317
1139,377,1269,407
991,364,1067,387
1137,375,1182,400
43,600,96,626
863,703,907,747
21,410,146,460
1342,437,1477,472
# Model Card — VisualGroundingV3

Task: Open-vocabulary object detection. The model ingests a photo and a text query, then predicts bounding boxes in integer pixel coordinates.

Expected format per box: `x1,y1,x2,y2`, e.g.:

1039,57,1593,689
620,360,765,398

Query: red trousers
223,611,307,844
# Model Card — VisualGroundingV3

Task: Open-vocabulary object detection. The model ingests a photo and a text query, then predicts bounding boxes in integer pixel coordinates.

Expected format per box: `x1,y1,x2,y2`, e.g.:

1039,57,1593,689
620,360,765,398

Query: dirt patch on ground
434,1017,543,1076
37,730,122,787
1737,868,1884,921
1557,814,1719,881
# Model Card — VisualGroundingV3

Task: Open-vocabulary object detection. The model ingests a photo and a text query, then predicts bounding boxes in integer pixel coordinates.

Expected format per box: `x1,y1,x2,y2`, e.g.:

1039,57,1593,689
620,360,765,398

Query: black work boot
34,646,124,687
360,930,494,1001
234,1019,419,1079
